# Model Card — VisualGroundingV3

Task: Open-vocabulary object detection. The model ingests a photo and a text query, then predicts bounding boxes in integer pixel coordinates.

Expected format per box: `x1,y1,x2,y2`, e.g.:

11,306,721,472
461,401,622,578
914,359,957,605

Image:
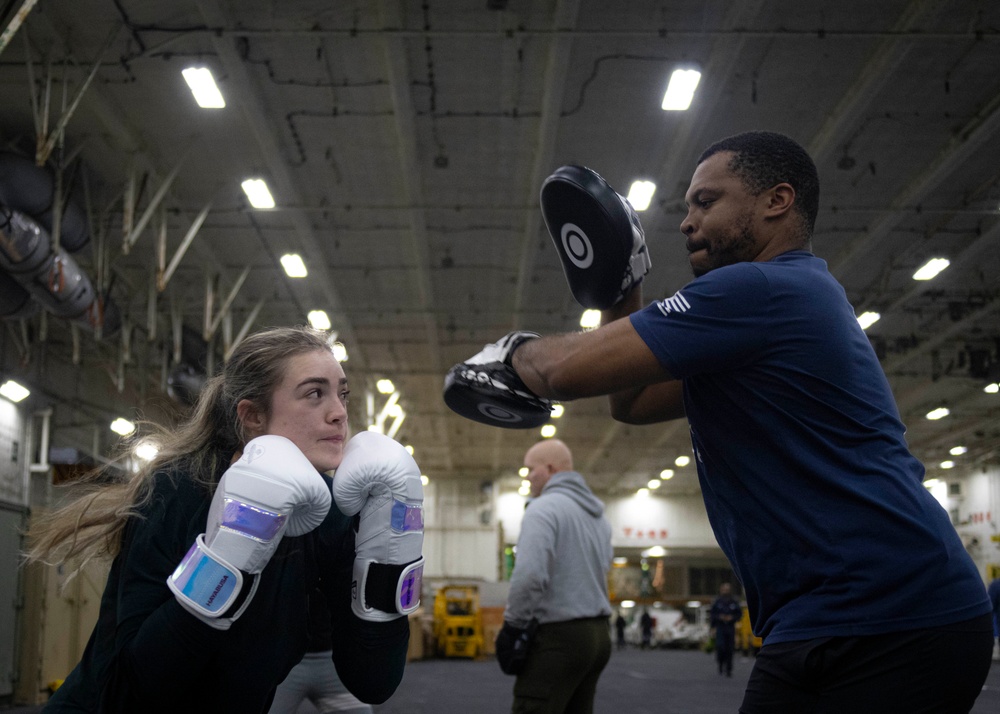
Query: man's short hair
698,131,820,237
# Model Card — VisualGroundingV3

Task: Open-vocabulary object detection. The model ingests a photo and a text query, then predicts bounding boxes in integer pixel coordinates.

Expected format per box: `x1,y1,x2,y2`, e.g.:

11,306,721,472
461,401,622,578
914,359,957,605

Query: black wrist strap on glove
364,559,423,614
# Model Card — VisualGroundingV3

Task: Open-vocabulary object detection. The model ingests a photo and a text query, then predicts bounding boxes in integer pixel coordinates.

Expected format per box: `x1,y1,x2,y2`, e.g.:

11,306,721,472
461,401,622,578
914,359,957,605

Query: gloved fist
443,331,554,429
168,435,331,630
334,431,424,622
540,165,650,309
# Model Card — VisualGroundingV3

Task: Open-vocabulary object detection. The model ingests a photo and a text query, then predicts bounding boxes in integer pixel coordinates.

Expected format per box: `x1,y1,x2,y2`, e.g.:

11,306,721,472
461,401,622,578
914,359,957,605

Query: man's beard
691,212,758,278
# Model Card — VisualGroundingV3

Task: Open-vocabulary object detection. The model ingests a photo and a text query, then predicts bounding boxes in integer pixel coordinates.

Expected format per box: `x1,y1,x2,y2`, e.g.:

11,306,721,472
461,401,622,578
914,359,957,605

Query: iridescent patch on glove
391,499,424,533
220,498,287,542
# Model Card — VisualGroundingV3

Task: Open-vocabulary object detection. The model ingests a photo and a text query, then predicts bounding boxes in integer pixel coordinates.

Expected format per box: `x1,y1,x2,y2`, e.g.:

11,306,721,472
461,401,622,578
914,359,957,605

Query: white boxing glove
334,431,424,622
168,435,332,629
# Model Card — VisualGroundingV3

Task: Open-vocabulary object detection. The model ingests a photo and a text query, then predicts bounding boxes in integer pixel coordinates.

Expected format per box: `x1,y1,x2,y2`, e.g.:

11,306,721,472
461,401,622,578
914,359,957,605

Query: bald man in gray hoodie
498,438,613,714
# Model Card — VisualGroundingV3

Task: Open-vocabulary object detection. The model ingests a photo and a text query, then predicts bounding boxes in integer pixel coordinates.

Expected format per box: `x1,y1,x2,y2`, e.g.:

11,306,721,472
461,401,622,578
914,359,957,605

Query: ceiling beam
829,88,1000,279
806,0,937,165
194,0,367,373
648,0,769,202
498,0,581,474
378,0,452,470
591,1,769,486
866,218,1000,323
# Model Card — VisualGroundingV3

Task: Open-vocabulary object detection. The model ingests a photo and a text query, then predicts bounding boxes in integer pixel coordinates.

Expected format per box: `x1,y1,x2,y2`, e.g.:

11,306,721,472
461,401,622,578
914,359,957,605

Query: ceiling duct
0,209,120,335
0,151,119,335
0,151,89,252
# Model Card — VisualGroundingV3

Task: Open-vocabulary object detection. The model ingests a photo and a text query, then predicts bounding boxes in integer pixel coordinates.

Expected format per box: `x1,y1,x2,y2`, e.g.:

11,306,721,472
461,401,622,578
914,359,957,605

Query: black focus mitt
540,165,650,309
443,331,553,429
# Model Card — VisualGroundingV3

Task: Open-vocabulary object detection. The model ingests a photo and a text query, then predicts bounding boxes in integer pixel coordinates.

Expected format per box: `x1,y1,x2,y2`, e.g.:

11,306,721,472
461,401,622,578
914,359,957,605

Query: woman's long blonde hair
24,325,335,567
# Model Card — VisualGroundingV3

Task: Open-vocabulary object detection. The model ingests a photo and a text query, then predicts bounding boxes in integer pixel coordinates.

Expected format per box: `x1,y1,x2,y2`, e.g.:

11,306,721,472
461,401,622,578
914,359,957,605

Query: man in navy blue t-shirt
449,131,993,712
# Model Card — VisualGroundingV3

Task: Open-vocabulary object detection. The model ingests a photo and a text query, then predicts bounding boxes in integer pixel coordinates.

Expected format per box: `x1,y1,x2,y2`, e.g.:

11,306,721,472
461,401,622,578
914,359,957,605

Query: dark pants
512,616,611,714
715,627,735,675
740,613,994,714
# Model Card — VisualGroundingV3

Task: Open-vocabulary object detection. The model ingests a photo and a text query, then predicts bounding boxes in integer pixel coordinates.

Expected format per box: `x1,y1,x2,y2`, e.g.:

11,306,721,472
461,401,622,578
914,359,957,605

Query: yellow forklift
433,585,484,658
736,606,762,656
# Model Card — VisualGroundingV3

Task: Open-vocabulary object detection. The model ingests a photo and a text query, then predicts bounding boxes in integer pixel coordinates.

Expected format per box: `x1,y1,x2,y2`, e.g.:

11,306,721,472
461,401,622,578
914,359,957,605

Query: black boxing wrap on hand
495,619,539,675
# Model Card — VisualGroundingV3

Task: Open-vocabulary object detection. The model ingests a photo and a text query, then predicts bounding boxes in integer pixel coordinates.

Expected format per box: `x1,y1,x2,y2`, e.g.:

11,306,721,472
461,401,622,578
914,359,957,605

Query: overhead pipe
0,151,88,251
0,209,120,336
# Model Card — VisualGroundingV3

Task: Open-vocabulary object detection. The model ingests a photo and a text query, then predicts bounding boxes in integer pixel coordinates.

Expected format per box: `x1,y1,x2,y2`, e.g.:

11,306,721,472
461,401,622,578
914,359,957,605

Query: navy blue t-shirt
631,250,989,645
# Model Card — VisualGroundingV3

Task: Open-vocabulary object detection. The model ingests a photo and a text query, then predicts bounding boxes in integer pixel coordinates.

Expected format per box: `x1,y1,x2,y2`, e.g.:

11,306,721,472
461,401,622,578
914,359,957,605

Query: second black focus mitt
443,331,554,429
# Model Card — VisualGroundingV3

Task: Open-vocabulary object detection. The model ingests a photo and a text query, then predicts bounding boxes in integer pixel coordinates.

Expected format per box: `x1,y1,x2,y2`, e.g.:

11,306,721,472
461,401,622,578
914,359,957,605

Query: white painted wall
422,478,499,581
498,489,719,550
604,493,715,549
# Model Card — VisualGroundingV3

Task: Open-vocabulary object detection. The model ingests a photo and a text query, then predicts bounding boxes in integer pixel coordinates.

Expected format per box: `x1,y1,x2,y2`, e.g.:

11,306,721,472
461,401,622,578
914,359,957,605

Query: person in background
495,438,613,714
25,326,422,713
614,610,628,651
640,609,654,650
710,582,742,677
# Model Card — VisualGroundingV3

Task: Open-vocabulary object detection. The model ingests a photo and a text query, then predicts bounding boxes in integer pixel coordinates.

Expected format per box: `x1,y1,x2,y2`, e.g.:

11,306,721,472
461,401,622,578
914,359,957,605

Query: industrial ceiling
0,0,997,497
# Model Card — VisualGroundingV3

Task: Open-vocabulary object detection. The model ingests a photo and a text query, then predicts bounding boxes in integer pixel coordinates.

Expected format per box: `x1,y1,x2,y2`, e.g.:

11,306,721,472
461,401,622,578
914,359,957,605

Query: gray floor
4,647,998,713
365,646,1000,714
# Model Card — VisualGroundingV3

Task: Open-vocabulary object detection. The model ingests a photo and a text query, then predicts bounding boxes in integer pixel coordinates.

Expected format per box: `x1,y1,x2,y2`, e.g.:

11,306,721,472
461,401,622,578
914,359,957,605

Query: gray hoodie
504,470,614,627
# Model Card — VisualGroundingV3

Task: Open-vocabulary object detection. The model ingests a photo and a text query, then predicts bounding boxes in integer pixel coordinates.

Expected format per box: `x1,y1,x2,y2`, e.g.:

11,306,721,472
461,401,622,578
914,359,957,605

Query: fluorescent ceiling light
949,446,967,456
307,310,331,330
641,545,667,557
280,253,308,278
637,487,650,497
939,460,955,469
420,474,429,486
404,445,414,455
925,407,950,420
984,383,999,394
518,467,529,477
377,379,395,394
674,455,690,467
241,178,275,209
613,557,628,566
620,600,636,608
181,67,225,109
923,478,940,488
540,424,556,438
580,309,601,329
110,417,136,436
518,485,530,496
661,68,702,111
331,342,348,362
626,180,657,211
647,479,661,489
550,404,564,418
857,311,880,330
912,257,950,281
521,479,530,489
0,380,30,402
660,468,674,480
